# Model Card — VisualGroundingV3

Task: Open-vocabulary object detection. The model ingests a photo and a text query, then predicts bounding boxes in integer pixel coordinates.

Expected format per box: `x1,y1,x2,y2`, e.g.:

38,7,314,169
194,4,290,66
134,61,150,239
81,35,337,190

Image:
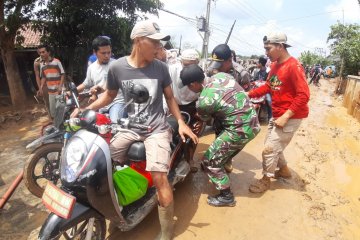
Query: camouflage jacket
197,72,260,138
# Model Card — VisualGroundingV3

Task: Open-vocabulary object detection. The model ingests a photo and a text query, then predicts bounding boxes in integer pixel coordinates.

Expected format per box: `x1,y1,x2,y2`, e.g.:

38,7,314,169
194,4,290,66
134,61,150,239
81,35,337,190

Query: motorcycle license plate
42,182,76,219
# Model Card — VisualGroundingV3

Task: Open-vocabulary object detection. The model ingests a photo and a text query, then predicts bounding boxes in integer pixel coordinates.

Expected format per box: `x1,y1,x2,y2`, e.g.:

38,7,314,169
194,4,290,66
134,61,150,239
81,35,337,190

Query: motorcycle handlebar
86,121,152,135
71,92,80,109
128,122,153,132
67,114,153,135
78,91,92,98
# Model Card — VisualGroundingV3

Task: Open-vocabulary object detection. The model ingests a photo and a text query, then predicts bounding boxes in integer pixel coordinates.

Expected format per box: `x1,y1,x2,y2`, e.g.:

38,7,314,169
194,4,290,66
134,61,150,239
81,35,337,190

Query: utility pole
179,35,182,55
202,0,212,60
225,20,236,44
315,47,326,58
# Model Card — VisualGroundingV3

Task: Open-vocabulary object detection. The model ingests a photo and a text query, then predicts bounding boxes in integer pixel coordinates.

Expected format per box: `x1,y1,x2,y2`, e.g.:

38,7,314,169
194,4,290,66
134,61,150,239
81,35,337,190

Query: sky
147,0,360,58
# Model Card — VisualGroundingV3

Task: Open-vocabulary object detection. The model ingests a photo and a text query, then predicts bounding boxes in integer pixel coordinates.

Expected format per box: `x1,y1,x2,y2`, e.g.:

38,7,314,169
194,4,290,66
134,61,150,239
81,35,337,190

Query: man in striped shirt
38,45,65,119
34,47,50,117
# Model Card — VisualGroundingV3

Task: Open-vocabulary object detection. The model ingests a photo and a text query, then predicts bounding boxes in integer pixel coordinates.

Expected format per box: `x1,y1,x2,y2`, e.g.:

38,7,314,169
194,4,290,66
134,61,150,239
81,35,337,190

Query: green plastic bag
113,166,148,206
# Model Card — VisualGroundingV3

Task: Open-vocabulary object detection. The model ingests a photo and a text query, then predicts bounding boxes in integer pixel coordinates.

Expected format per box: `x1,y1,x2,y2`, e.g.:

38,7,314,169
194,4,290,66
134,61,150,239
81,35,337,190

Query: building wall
343,75,360,123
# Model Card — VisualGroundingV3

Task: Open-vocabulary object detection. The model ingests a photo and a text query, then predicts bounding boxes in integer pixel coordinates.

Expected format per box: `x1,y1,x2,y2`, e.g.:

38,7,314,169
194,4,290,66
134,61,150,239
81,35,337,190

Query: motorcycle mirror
129,84,149,104
79,109,97,127
68,82,79,97
67,81,81,108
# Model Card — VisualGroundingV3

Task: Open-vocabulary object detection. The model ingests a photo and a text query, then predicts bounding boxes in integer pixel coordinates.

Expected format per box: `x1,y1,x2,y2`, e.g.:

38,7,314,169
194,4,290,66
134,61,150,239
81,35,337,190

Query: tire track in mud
292,79,360,240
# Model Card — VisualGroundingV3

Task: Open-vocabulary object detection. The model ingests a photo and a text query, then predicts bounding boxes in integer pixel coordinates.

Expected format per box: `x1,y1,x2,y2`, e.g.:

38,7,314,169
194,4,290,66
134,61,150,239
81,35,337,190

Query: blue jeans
100,102,127,123
109,102,127,123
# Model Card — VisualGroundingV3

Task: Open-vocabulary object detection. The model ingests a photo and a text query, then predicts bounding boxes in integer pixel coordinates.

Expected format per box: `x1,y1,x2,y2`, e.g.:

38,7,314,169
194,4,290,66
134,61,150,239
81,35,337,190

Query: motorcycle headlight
61,137,87,182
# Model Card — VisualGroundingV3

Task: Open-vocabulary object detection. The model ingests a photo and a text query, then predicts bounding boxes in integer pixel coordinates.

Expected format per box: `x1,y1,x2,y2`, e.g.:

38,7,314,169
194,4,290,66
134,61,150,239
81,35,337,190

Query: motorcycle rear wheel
24,143,63,198
52,217,106,240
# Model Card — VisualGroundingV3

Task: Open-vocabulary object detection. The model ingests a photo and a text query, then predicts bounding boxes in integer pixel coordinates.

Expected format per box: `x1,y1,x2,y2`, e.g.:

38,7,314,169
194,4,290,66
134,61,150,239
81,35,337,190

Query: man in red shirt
248,32,310,193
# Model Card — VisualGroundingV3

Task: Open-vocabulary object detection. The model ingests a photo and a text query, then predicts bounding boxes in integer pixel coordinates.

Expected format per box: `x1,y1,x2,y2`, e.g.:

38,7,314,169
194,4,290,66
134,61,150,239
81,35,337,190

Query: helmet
129,84,149,104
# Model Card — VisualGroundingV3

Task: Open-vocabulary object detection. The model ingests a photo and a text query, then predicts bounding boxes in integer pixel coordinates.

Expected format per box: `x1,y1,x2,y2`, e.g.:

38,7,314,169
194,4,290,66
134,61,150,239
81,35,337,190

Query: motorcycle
309,71,321,87
38,84,192,239
24,82,92,198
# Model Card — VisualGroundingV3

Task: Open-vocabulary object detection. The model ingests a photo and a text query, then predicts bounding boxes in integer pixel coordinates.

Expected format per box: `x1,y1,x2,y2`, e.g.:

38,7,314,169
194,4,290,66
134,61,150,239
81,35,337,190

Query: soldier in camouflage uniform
179,57,260,207
207,44,256,174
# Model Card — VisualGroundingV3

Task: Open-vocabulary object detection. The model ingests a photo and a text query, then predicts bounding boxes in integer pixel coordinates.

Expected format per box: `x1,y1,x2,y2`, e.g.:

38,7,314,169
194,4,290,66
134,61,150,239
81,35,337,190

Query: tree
35,0,163,81
250,54,260,60
299,51,331,67
327,22,360,77
1,0,163,106
0,0,36,106
327,22,360,93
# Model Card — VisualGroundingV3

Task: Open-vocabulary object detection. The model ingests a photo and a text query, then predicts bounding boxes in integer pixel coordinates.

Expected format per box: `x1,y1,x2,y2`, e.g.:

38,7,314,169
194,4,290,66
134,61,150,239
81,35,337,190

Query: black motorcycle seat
127,141,146,162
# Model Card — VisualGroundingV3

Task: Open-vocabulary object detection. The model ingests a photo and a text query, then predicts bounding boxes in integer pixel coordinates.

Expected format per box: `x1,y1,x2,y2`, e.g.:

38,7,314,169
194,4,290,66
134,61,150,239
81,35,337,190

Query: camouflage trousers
202,130,253,190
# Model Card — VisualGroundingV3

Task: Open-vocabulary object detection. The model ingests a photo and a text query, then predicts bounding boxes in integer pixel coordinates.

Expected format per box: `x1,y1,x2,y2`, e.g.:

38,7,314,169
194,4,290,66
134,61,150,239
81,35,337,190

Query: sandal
249,178,270,193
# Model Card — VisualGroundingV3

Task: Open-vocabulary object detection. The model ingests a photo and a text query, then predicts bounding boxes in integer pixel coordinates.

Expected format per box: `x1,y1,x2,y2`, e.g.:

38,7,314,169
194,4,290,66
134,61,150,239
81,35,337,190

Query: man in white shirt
76,36,125,123
170,49,200,105
169,49,205,172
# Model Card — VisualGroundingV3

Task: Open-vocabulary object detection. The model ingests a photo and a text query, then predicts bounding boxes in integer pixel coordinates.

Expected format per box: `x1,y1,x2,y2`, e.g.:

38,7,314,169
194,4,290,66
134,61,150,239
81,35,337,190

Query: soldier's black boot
207,188,236,207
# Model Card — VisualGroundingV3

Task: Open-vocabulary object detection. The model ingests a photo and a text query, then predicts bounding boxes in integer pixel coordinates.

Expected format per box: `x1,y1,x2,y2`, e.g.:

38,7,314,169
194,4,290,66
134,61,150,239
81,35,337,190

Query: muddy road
0,78,359,240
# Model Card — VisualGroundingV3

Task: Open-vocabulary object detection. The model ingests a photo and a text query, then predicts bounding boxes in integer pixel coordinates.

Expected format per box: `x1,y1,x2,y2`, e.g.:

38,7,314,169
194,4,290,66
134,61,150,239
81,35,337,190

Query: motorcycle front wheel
52,217,106,240
24,142,63,198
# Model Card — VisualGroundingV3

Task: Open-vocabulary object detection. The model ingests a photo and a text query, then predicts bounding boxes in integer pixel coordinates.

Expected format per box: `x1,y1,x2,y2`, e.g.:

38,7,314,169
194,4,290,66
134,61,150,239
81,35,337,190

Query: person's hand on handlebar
70,108,83,119
89,85,103,95
88,94,97,104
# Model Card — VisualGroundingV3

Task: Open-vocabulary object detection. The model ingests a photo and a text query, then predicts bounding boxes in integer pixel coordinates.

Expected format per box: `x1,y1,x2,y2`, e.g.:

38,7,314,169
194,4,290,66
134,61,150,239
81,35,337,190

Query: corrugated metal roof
17,25,42,49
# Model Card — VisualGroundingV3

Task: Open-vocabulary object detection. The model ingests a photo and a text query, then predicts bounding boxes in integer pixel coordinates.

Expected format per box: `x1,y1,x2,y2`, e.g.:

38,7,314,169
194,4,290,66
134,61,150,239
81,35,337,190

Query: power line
234,0,267,23
162,3,337,55
160,8,197,23
219,1,321,50
276,10,343,23
243,1,269,23
209,24,263,52
210,10,344,28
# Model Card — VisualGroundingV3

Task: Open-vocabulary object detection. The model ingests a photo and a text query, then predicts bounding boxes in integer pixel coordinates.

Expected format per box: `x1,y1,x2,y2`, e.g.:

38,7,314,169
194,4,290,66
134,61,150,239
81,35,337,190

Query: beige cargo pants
262,118,303,177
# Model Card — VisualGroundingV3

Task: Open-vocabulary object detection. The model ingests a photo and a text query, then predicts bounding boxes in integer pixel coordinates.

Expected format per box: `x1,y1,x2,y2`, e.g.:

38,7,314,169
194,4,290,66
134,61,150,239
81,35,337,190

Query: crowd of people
33,20,310,240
